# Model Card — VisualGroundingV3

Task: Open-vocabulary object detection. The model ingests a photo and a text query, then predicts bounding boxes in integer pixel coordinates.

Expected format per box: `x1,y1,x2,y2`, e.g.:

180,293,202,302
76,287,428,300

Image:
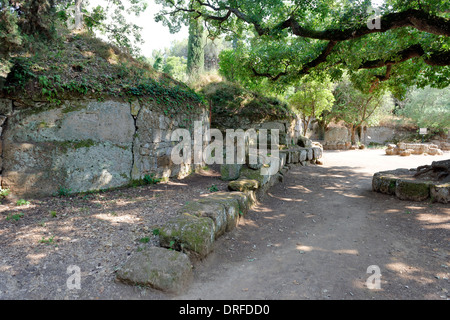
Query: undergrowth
2,32,206,117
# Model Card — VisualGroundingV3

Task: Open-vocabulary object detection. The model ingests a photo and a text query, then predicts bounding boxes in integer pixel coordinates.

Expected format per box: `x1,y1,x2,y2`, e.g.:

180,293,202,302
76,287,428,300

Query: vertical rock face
0,98,208,198
132,102,209,181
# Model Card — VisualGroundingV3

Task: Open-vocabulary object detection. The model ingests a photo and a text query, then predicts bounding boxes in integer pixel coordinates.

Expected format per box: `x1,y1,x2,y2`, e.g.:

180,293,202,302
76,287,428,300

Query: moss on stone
395,179,431,201
197,193,241,232
240,167,270,186
55,139,97,153
159,213,215,258
228,178,259,192
220,164,242,181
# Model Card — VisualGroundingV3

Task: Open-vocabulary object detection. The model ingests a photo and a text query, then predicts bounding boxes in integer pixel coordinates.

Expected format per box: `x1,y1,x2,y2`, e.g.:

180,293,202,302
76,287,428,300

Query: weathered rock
198,192,241,232
227,180,258,210
130,100,141,116
373,168,449,204
159,213,215,258
291,150,300,163
385,147,398,155
116,247,192,294
1,98,209,197
1,140,132,197
297,136,312,148
179,201,228,238
395,179,431,201
372,172,400,195
399,150,411,156
228,178,259,192
227,191,254,215
312,147,323,159
430,183,450,204
427,148,441,155
220,163,242,181
278,152,287,169
306,148,314,161
0,98,13,116
299,149,307,162
386,142,444,157
239,166,270,186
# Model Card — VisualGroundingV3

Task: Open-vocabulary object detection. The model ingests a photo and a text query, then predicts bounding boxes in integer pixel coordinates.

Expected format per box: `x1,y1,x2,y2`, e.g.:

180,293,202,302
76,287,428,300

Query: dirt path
1,149,448,300
178,150,450,300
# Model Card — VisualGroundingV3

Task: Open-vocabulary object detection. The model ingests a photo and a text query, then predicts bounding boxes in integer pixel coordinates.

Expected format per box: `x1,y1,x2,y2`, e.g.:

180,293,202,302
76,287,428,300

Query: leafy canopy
155,0,450,97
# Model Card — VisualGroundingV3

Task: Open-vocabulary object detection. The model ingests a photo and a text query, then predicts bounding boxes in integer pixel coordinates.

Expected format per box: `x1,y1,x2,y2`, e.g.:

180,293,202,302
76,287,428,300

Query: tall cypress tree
186,17,205,80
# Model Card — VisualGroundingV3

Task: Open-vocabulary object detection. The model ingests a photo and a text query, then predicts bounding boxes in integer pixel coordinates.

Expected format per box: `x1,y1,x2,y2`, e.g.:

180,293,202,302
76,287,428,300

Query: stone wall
316,125,418,150
0,98,208,198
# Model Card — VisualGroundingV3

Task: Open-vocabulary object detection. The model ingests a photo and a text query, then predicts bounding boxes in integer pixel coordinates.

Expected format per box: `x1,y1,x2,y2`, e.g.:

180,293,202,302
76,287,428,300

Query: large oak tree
155,0,450,96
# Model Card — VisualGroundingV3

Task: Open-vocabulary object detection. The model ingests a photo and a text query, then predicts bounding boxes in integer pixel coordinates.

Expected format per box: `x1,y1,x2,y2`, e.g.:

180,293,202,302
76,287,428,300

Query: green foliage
130,173,162,187
39,235,55,245
187,17,206,80
6,212,24,221
1,29,206,117
208,185,218,193
288,74,335,135
329,78,395,144
397,86,450,132
162,56,187,82
57,186,72,197
16,199,31,206
139,237,150,243
143,174,161,185
156,0,450,92
4,57,35,89
0,188,10,198
202,81,296,125
0,7,23,59
218,46,287,95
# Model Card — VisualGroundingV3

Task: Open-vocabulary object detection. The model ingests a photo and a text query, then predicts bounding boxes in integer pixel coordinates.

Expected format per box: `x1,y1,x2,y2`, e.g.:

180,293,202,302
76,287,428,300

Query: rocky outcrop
385,143,444,156
0,98,208,198
116,247,193,294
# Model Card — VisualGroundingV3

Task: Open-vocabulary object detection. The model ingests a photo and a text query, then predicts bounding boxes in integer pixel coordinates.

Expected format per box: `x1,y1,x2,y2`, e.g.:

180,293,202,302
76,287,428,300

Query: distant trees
288,75,335,136
0,0,148,60
330,79,394,145
149,35,230,82
186,17,206,80
397,86,450,133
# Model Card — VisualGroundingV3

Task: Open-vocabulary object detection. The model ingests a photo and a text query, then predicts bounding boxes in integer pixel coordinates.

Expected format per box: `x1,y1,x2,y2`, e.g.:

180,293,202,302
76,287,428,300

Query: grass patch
57,186,72,197
16,199,30,206
6,213,24,221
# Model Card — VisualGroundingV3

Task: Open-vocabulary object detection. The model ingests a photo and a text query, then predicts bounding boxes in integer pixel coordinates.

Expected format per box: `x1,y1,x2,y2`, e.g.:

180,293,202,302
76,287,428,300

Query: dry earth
0,149,449,300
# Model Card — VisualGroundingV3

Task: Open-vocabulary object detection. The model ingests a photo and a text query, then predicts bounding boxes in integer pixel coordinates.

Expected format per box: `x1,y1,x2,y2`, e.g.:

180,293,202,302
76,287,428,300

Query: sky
87,0,189,57
86,0,385,58
127,2,189,55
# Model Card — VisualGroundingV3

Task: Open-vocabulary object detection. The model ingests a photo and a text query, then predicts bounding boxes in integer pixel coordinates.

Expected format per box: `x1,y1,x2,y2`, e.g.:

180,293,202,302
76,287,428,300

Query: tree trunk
302,116,311,136
350,125,357,145
414,160,450,182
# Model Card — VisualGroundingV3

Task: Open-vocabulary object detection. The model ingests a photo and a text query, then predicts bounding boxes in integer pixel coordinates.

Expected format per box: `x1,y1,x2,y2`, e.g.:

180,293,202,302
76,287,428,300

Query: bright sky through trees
87,0,188,56
87,0,384,57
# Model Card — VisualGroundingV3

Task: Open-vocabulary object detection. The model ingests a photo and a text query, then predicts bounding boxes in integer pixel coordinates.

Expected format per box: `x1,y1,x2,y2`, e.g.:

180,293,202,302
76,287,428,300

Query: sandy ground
0,149,449,300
